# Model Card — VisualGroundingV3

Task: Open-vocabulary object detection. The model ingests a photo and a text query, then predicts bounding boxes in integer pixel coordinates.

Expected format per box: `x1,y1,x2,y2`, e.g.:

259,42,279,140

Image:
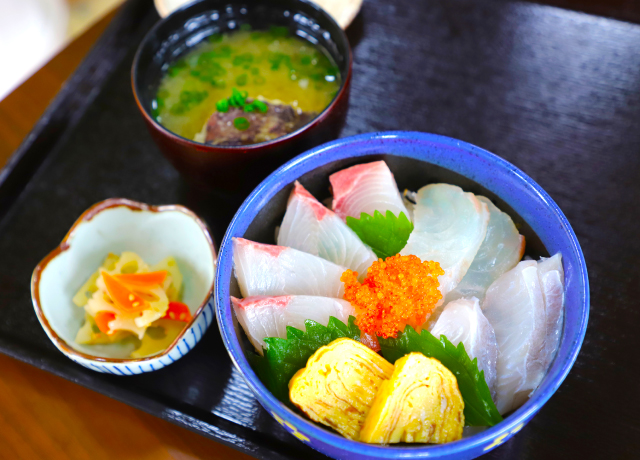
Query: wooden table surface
1,1,639,459
0,8,250,460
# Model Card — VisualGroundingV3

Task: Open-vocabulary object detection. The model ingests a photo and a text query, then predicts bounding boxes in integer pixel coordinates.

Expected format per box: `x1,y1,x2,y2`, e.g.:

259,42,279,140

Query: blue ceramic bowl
215,132,589,459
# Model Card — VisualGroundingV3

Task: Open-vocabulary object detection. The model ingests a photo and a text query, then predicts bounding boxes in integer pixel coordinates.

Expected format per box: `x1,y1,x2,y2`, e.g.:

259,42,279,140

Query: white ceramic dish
153,0,362,29
31,198,216,375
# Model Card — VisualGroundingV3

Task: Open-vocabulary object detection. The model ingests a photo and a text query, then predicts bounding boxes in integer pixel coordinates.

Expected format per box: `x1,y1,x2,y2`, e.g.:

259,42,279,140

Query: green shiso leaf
248,315,501,426
248,316,361,405
346,210,414,259
378,325,503,427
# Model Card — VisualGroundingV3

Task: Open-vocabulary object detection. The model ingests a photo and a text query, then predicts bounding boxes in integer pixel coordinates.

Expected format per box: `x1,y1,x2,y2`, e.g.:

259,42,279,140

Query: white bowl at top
31,198,217,375
153,0,362,29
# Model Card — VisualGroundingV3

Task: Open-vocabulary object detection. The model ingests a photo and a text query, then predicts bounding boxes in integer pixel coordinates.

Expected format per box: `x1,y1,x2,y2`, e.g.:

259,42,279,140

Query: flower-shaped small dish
215,132,589,459
31,198,217,375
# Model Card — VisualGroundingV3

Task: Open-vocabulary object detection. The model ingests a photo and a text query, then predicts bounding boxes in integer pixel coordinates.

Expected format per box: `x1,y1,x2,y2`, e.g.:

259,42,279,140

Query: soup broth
153,27,341,142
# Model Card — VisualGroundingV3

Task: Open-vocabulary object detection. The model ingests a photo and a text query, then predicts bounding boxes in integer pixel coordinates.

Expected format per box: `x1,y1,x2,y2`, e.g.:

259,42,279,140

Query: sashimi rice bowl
215,132,589,459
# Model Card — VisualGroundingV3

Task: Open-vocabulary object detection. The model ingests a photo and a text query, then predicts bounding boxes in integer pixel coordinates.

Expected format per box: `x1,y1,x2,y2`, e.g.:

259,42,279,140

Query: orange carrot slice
163,301,192,322
113,270,168,287
102,271,148,313
95,311,116,334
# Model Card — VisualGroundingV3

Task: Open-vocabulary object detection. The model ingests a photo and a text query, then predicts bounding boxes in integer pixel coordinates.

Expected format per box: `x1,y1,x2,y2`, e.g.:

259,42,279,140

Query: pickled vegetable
73,252,189,358
130,319,186,359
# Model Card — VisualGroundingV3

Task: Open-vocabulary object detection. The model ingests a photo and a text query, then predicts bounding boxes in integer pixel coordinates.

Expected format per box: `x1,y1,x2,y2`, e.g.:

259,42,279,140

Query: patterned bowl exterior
31,199,217,376
215,132,589,459
62,298,215,375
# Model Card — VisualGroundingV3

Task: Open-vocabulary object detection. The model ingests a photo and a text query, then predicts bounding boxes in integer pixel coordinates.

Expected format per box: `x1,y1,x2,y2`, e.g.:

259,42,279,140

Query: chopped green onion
216,88,267,116
240,23,252,32
197,51,216,67
252,100,268,113
211,45,232,58
169,103,187,115
167,68,181,76
236,74,248,86
269,53,295,71
229,87,246,107
233,52,254,66
172,90,208,115
208,33,223,43
216,99,229,112
196,62,225,77
234,117,250,130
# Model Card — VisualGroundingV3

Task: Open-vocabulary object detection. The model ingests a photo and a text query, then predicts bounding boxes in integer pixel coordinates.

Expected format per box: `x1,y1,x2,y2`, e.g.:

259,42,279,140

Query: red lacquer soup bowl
132,0,352,193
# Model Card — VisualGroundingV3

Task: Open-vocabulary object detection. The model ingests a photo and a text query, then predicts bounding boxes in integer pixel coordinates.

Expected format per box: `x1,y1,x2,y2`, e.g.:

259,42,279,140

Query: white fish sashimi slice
233,238,346,298
446,196,525,304
277,181,377,277
430,297,499,400
538,253,564,278
400,184,490,298
231,295,355,355
538,254,565,371
330,161,409,221
482,260,547,414
483,254,566,414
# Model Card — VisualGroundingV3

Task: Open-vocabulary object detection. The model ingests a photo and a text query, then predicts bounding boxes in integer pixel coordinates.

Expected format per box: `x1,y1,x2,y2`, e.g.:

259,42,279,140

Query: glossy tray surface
0,0,639,458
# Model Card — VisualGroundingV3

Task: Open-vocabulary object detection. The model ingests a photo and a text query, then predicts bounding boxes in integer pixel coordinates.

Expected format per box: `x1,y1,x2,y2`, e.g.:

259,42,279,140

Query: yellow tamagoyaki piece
360,352,465,444
288,338,394,440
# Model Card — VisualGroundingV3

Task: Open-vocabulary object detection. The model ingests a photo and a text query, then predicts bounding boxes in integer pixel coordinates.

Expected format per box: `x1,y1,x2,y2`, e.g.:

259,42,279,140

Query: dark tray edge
0,0,152,225
0,1,304,458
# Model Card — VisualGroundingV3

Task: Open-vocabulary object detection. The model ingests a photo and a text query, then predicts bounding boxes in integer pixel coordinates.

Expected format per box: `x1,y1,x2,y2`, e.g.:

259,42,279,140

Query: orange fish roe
341,254,444,339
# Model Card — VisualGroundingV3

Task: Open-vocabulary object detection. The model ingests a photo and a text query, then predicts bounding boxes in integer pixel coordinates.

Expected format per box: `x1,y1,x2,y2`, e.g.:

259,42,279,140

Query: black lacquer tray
1,0,639,458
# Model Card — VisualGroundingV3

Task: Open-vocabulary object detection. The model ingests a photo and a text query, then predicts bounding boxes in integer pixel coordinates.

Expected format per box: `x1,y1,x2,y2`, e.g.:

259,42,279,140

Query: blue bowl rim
215,131,589,457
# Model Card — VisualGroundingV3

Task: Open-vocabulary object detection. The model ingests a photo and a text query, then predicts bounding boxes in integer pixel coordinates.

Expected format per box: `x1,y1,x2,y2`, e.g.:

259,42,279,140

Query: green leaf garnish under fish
346,210,414,259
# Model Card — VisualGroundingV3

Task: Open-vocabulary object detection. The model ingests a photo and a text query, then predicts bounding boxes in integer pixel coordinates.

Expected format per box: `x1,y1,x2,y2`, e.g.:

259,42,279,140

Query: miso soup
153,26,341,145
